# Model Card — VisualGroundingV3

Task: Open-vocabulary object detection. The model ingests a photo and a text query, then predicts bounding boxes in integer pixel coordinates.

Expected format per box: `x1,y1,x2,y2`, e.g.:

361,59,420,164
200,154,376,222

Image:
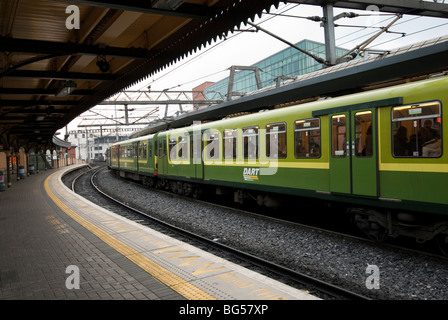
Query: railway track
69,166,448,299
69,165,370,300
94,166,448,261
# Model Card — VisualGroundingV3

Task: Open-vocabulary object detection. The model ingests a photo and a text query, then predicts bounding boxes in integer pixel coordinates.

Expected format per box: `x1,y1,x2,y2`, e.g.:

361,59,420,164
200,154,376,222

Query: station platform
0,165,318,301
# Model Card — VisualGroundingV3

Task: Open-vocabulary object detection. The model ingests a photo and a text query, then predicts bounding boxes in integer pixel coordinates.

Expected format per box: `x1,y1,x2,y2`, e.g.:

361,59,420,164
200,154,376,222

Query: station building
67,134,128,162
199,39,347,102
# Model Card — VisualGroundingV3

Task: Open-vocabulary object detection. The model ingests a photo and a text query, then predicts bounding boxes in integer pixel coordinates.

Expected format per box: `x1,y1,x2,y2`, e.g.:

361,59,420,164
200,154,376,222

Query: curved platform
0,165,318,301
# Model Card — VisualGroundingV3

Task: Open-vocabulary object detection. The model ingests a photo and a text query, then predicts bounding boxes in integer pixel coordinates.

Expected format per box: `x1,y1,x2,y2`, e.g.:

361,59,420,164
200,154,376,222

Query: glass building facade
203,39,347,100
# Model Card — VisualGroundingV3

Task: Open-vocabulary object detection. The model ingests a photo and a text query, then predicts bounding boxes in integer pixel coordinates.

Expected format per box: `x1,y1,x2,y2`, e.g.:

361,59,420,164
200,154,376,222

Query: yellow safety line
44,172,216,300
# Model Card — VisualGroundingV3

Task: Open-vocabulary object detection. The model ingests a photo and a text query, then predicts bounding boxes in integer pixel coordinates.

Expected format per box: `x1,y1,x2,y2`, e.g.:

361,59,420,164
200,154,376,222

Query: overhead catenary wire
225,14,399,85
337,14,404,61
72,3,448,132
373,20,448,48
161,69,229,91
174,16,447,94
246,21,327,65
138,8,377,91
137,3,301,91
211,13,448,92
138,3,448,93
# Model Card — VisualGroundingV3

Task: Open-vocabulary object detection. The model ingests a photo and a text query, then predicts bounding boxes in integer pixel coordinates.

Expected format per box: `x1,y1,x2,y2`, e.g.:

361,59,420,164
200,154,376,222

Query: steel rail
84,166,370,300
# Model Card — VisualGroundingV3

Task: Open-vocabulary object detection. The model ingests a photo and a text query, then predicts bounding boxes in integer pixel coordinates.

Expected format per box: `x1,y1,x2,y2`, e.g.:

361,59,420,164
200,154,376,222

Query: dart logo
243,168,260,181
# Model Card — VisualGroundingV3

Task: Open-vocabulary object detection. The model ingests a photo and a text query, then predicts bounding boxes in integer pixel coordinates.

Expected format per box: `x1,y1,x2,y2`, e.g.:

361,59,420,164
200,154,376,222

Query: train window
392,102,442,157
148,142,152,158
178,135,188,159
190,134,194,160
331,115,347,157
190,133,202,161
354,111,373,157
121,145,129,158
158,139,165,157
294,118,321,158
168,138,177,160
139,142,147,160
243,126,259,159
205,131,220,159
112,146,119,159
266,123,287,158
223,129,237,159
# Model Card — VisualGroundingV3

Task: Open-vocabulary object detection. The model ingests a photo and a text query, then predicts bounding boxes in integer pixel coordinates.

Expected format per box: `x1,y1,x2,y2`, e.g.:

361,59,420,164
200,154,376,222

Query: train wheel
366,222,388,242
183,183,192,197
192,186,202,199
436,234,448,256
353,211,388,242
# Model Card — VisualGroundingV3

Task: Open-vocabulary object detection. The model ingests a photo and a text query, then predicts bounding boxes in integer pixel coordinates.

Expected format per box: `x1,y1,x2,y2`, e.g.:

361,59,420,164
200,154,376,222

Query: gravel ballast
90,169,448,300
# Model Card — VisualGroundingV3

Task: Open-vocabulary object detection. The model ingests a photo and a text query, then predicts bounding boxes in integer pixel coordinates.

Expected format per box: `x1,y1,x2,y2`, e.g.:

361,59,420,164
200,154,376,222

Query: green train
108,75,448,244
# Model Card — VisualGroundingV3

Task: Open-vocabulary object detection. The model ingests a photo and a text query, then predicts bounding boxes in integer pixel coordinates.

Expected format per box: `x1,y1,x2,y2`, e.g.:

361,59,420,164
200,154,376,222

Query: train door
133,141,139,172
156,135,168,175
190,130,203,180
329,108,378,196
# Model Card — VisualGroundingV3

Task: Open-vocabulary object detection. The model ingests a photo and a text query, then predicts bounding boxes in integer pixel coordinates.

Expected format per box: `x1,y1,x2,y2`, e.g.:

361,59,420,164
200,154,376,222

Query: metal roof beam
0,88,93,96
0,120,58,126
4,70,116,81
5,109,70,114
0,37,149,59
14,127,58,132
49,0,208,19
98,100,222,105
0,100,79,106
9,124,58,132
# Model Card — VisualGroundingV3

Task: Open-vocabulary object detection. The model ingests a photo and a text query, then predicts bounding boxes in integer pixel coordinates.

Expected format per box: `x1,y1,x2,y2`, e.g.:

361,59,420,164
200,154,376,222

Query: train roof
130,36,448,139
109,74,448,146
111,133,156,146
165,74,448,133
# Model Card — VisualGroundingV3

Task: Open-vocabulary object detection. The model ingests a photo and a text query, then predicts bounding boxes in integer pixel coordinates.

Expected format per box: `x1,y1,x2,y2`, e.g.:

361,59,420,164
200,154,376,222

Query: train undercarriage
348,207,448,253
111,168,448,254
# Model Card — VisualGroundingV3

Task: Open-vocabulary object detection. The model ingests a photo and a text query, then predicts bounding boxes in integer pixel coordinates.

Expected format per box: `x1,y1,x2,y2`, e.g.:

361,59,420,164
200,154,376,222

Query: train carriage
135,135,156,178
196,108,330,205
109,75,448,244
109,135,157,184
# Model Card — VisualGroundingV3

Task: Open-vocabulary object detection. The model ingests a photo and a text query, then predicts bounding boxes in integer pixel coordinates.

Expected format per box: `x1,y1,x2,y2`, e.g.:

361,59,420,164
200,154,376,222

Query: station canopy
0,0,282,149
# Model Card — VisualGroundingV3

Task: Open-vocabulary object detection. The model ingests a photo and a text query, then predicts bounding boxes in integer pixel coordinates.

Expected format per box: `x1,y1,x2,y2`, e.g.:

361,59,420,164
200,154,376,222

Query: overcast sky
68,2,448,132
131,3,448,92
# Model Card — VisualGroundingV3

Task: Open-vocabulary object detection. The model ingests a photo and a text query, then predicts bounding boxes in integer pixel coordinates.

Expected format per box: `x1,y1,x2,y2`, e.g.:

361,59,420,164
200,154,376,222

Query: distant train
108,75,448,246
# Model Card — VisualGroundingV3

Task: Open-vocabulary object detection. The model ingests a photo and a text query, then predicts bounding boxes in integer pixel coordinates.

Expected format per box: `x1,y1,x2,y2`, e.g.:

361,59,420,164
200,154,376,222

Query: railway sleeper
231,189,283,208
169,181,183,195
349,207,448,243
141,176,155,188
163,179,201,199
111,169,448,247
